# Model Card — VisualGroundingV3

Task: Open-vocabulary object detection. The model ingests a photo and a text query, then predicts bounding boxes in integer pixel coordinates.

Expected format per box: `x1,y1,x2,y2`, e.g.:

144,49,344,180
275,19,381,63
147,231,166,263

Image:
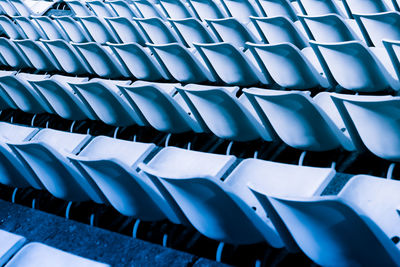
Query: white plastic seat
71,42,130,79
9,129,104,203
29,75,97,121
107,42,169,81
0,0,19,16
254,0,298,21
76,16,120,44
243,88,355,151
310,40,400,93
64,0,93,16
31,16,68,40
158,0,196,19
105,17,147,45
0,37,30,69
105,0,140,18
220,0,263,24
206,18,260,49
67,136,165,221
147,43,216,83
8,0,31,16
5,242,110,267
0,122,41,189
186,0,227,21
133,17,183,44
247,42,330,89
0,15,25,39
68,79,146,127
0,230,26,266
250,16,308,50
342,0,391,19
13,16,46,40
53,16,91,43
296,0,346,17
176,84,275,141
86,0,117,17
118,81,204,133
131,0,166,19
169,18,217,47
194,42,270,86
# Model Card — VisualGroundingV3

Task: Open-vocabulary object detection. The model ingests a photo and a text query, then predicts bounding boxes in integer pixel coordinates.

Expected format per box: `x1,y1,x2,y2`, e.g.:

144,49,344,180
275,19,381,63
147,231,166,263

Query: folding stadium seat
131,0,167,19
246,42,330,90
0,73,52,114
250,16,308,50
158,0,197,19
193,42,271,86
86,0,117,17
176,84,275,141
105,0,141,18
0,122,41,189
220,0,264,24
310,40,400,93
133,17,183,44
168,18,217,48
71,42,130,79
41,39,91,75
206,18,260,49
107,42,169,81
295,0,347,17
353,12,400,47
0,37,30,69
68,79,147,127
147,43,216,83
0,0,19,16
104,17,147,45
8,128,104,203
53,16,91,43
253,0,298,21
298,14,361,43
13,39,58,72
186,0,227,21
66,136,166,221
0,15,26,39
118,81,204,133
342,0,391,19
76,16,120,44
5,242,110,267
64,0,93,16
8,0,31,16
12,16,47,40
31,16,69,40
249,175,400,266
0,230,25,266
28,75,98,122
243,88,355,152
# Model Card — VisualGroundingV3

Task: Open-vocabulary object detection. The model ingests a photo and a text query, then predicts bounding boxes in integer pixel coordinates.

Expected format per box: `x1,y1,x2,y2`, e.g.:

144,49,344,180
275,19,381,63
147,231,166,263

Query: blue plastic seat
76,16,120,44
105,17,147,45
254,0,298,21
133,17,183,44
296,0,346,17
0,37,30,69
105,0,140,18
64,0,93,16
186,0,227,21
131,0,167,19
52,15,91,43
13,16,46,40
168,18,218,47
342,0,390,19
86,0,117,17
0,15,25,39
31,16,68,40
158,0,196,19
220,0,263,24
0,0,19,16
0,230,26,266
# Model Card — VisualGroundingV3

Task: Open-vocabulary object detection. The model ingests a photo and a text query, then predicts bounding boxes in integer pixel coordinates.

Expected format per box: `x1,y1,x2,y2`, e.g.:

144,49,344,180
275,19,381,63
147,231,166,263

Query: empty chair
148,43,216,83
133,17,182,44
0,0,19,16
8,0,31,16
158,0,196,19
5,242,110,267
41,39,91,75
186,0,227,21
176,84,275,141
76,16,120,44
243,88,355,151
14,39,58,72
53,16,91,43
298,14,360,43
169,18,217,47
13,16,46,40
118,81,204,133
254,0,298,21
310,40,400,93
29,75,97,121
247,42,330,89
9,129,104,203
342,0,390,18
64,0,92,16
206,18,259,49
69,79,147,126
0,122,41,189
131,0,166,19
67,136,166,221
296,0,346,17
72,42,130,78
0,37,30,69
0,230,25,266
354,12,400,47
250,16,308,50
0,15,25,39
105,17,146,45
86,0,117,17
194,42,270,86
249,179,400,266
31,16,68,40
0,73,52,114
106,0,140,18
107,42,168,81
220,0,263,24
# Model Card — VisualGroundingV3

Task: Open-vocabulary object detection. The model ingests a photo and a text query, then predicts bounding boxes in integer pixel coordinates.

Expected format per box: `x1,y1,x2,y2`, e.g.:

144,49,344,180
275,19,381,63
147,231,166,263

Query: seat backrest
131,0,166,19
53,16,90,43
0,0,19,16
158,0,194,19
31,16,67,40
342,0,390,18
255,0,298,21
220,0,263,24
106,0,140,18
297,0,344,16
133,17,181,44
87,0,117,17
105,17,146,45
8,0,31,16
0,15,25,39
0,37,29,69
64,0,92,16
14,39,58,72
169,18,217,47
186,0,226,21
13,16,45,40
77,16,119,44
